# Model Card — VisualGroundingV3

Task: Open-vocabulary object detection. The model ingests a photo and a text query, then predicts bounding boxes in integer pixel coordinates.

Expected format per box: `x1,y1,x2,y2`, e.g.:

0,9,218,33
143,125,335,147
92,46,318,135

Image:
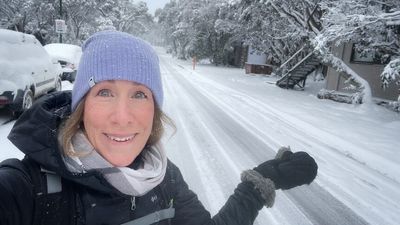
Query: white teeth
106,134,135,142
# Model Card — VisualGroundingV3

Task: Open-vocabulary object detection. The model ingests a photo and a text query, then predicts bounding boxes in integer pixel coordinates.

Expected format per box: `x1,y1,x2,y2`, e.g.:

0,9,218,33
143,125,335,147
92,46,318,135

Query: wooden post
192,56,197,70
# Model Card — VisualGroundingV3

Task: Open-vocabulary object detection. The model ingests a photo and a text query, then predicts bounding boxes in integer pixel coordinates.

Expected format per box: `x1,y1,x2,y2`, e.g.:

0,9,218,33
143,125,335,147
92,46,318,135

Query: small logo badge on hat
88,76,96,87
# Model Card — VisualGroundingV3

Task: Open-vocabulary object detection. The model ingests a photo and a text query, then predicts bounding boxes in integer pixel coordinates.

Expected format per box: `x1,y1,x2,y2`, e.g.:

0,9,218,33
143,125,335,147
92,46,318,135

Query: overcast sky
135,0,170,15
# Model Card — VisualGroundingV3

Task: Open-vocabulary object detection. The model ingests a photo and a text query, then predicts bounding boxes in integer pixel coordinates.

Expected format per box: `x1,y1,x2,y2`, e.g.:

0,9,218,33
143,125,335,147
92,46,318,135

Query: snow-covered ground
1,48,399,225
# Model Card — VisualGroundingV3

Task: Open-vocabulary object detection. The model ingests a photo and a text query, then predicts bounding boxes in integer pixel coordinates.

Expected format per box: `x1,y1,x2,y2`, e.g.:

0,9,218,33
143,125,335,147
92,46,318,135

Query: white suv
0,29,62,115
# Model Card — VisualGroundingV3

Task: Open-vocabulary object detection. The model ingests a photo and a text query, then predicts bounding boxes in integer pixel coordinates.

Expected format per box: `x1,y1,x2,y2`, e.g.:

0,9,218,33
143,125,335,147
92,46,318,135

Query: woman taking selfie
0,30,318,225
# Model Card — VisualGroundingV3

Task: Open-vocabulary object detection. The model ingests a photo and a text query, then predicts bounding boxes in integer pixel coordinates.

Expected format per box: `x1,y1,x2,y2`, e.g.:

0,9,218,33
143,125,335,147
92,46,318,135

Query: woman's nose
110,98,135,126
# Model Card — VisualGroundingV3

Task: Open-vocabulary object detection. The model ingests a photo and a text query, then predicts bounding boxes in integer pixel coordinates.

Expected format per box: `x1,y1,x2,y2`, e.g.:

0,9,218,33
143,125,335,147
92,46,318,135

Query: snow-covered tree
381,58,400,88
171,0,208,59
0,0,154,44
0,0,61,44
235,0,322,65
210,2,243,65
56,0,99,43
315,0,400,103
0,0,32,32
157,0,181,56
157,0,242,63
98,0,153,37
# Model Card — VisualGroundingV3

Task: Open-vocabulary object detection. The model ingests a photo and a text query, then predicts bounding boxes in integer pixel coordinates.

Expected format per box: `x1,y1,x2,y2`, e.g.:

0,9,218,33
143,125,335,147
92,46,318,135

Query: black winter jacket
0,91,265,225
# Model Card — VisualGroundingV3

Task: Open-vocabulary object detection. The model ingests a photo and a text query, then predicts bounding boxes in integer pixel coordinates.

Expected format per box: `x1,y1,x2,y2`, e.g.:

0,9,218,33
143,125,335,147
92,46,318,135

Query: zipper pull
130,196,136,211
169,198,174,208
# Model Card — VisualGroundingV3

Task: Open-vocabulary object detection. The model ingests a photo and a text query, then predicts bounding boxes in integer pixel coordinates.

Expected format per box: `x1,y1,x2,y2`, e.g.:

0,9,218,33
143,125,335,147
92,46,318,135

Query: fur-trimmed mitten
241,147,318,207
253,147,318,190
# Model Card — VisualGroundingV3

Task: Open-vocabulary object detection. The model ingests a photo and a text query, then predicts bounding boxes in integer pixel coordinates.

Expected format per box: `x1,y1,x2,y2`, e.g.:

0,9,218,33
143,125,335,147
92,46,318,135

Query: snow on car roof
0,29,38,45
44,43,82,66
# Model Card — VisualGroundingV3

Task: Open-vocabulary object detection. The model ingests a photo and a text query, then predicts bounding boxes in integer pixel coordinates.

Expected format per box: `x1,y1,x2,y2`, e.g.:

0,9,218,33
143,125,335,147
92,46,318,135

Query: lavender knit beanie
71,30,162,110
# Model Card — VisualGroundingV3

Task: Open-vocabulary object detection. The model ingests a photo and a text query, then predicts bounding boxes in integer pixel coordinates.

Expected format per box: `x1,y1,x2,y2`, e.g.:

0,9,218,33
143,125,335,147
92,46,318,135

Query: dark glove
254,147,318,190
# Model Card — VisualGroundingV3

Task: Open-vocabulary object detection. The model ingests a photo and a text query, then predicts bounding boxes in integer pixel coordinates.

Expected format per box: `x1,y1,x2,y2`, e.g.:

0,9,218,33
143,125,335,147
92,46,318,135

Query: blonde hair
59,98,175,157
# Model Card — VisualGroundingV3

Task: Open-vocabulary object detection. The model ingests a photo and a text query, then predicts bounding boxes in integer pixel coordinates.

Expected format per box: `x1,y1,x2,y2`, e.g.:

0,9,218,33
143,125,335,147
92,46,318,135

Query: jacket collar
8,91,71,171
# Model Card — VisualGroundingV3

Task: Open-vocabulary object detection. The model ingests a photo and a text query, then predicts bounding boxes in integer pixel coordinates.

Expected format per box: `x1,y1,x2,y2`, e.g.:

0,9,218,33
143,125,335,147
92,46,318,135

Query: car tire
13,89,33,117
22,90,33,111
69,71,77,83
51,78,62,92
56,78,62,91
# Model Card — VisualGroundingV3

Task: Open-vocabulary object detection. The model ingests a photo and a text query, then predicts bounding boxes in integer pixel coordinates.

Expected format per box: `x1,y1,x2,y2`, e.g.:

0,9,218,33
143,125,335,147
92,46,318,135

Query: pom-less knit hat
71,30,162,111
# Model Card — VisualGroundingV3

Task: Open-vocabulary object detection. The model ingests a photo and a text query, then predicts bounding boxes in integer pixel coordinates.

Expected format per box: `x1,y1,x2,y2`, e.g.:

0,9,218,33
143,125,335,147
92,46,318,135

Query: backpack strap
41,167,62,194
0,158,44,224
19,157,76,225
155,160,177,225
22,158,48,225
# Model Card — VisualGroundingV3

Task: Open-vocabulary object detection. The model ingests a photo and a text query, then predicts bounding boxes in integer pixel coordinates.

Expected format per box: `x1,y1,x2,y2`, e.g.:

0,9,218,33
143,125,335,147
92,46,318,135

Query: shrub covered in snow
317,89,363,104
381,58,400,88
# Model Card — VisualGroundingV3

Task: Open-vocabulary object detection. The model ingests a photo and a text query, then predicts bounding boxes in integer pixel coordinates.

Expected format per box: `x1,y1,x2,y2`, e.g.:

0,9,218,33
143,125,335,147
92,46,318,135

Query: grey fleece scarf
63,130,167,196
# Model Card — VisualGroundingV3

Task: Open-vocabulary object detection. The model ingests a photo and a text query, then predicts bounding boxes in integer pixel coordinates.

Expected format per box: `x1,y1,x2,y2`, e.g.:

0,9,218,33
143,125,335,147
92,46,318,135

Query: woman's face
83,80,155,167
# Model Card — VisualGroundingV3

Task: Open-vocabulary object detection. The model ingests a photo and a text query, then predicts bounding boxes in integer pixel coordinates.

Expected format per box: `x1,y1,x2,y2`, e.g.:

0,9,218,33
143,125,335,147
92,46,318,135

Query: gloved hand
254,147,318,190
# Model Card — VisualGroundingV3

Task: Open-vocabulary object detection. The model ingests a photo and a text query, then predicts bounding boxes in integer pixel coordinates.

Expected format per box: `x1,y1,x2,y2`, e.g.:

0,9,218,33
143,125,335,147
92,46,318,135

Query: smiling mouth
105,134,136,142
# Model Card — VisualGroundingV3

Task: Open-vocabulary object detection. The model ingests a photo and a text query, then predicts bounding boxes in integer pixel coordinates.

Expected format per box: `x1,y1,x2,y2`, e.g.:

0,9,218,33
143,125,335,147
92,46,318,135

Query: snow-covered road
158,50,399,225
1,48,399,225
160,53,367,225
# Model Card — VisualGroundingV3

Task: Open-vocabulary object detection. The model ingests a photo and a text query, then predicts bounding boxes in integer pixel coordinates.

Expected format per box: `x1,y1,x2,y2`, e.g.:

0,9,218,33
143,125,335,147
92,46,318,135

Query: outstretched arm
170,164,266,225
170,147,318,225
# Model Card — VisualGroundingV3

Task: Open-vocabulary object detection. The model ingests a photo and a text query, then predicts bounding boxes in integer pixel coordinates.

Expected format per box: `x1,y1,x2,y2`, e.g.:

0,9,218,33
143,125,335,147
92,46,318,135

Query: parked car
44,43,82,82
0,29,62,115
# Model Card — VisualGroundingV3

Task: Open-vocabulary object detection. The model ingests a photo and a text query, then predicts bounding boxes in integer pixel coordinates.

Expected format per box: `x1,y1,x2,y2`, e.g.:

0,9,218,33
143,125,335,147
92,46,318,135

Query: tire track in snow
161,59,301,225
161,59,249,216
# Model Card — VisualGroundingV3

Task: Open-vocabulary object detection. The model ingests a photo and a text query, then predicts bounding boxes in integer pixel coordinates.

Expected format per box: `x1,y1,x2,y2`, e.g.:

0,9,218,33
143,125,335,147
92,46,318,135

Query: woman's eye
134,91,147,99
97,89,112,97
